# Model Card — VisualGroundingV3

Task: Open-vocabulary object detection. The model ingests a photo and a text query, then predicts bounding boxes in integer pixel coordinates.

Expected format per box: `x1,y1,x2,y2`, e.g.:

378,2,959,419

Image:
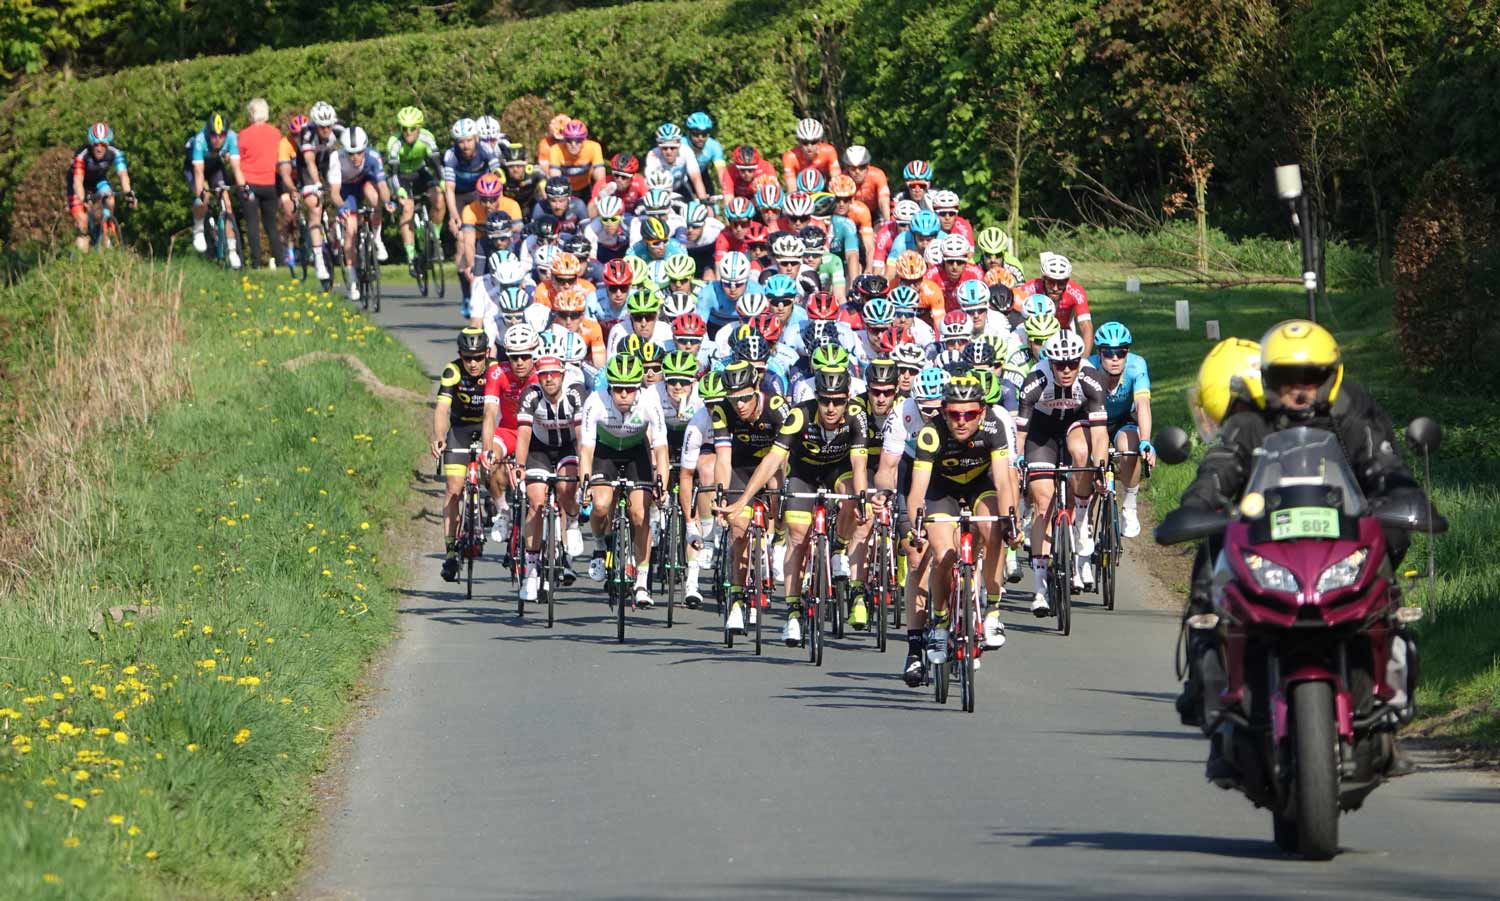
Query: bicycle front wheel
613,523,628,643
1100,495,1119,612
1052,518,1072,636
368,233,382,312
960,566,978,713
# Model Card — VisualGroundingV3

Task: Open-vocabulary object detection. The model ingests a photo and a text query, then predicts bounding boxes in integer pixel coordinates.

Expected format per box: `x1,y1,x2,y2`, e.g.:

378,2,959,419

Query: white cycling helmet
662,291,697,319
795,118,825,143
309,101,337,127
844,144,872,167
595,195,623,219
1044,329,1086,363
939,312,973,341
503,323,541,356
340,126,369,154
890,342,927,368
736,293,770,318
923,242,945,266
783,192,815,217
476,115,502,141
496,286,530,315
718,251,751,283
496,256,527,287
1040,252,1073,281
451,118,478,140
1021,293,1056,318
771,233,805,261
643,188,673,215
893,199,919,223
557,329,587,364
532,244,556,273
941,233,972,261
931,189,960,211
644,169,674,192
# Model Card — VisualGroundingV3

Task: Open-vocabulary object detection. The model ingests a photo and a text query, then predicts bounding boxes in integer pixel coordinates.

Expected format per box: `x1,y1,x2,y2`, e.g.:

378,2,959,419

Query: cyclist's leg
974,491,1003,602
1025,429,1060,608
339,191,360,266
781,476,816,606
524,477,548,554
1113,423,1141,487
69,193,90,251
397,191,416,255
924,501,959,625
303,186,325,247
1065,422,1095,572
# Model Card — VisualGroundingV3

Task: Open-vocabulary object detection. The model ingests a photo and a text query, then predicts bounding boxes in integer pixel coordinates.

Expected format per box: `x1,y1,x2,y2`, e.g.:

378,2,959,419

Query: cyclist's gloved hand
1140,440,1154,456
239,185,253,202
384,200,397,214
1015,454,1026,470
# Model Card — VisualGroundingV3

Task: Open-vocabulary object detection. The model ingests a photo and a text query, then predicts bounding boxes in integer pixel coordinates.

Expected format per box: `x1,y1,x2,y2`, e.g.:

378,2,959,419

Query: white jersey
881,396,936,459
680,404,714,470
893,318,936,347
578,387,667,451
653,380,701,433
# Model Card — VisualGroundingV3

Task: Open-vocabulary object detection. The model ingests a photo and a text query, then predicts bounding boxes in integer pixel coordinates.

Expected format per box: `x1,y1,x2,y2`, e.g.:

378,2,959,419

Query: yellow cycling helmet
1188,337,1264,440
1260,319,1343,409
626,255,651,286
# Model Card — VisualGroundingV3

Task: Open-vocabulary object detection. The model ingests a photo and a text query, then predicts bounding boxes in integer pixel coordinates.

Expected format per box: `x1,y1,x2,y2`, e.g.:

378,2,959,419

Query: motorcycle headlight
1316,549,1368,594
1244,552,1299,593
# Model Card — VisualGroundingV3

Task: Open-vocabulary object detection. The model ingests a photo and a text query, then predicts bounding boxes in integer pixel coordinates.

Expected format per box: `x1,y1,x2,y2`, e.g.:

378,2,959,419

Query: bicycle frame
785,488,855,666
525,473,578,628
453,442,487,600
590,476,658,642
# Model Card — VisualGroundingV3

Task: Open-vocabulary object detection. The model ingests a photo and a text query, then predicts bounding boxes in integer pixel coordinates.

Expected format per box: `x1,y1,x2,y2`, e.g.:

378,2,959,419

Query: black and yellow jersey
709,392,789,470
913,411,1009,491
774,398,868,476
436,358,489,427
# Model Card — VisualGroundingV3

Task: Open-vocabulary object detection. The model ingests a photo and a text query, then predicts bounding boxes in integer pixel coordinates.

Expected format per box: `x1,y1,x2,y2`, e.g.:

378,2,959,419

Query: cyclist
386,107,444,276
870,199,916,275
827,176,875,270
629,216,686,264
590,258,635,333
724,145,777,201
1021,253,1094,355
275,114,305,268
327,126,391,300
578,354,672,608
1087,322,1155,538
653,350,705,607
894,159,934,211
443,118,502,300
548,119,606,196
781,118,841,193
1002,313,1056,411
476,115,506,157
580,194,631,263
679,368,725,608
934,234,984,305
461,173,523,280
646,123,711,203
500,144,547,220
541,284,607,370
975,226,1024,282
799,225,851,301
590,151,647,217
930,190,973,245
609,288,673,353
69,122,136,252
297,102,346,282
888,208,945,266
888,250,945,326
185,111,246,269
514,353,587,602
684,111,727,198
697,251,760,329
843,145,891,223
537,114,571,171
1015,329,1109,612
433,328,504,583
533,175,588,233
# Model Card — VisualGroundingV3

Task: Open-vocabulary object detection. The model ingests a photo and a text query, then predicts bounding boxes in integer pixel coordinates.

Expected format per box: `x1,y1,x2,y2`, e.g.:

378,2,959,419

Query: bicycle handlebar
525,473,580,486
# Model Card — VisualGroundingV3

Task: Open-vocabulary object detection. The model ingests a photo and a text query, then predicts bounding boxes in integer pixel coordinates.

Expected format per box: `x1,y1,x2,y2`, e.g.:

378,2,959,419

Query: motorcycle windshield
1243,428,1366,520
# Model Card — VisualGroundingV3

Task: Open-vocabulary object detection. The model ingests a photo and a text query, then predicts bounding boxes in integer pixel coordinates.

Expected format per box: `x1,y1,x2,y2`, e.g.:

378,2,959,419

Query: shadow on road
990,828,1284,860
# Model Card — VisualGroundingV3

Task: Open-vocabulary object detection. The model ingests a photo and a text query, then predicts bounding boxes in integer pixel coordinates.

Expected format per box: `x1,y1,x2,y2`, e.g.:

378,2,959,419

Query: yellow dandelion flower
360,522,370,530
108,814,124,826
236,676,261,687
202,625,214,635
60,675,73,685
232,728,251,745
53,792,69,801
122,665,138,675
145,850,159,860
42,874,61,885
186,743,199,752
70,797,87,809
307,546,318,554
113,731,129,744
73,770,89,782
63,836,81,848
113,710,126,721
127,825,141,836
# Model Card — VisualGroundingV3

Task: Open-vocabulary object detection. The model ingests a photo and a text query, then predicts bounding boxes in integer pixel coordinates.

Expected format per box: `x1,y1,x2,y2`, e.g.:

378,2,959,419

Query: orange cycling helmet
553,284,588,313
829,174,857,199
895,251,928,281
551,251,584,279
983,264,1017,288
476,173,504,199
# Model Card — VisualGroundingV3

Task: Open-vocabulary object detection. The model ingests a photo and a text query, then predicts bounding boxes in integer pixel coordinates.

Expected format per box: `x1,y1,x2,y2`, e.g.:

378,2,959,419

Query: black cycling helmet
545,176,572,199
865,357,898,387
798,225,826,252
722,360,758,391
989,283,1015,313
483,211,513,240
811,193,837,218
853,273,888,299
500,144,527,164
457,327,489,357
532,215,560,239
944,375,984,404
964,340,998,368
735,333,771,364
814,367,850,398
562,234,591,257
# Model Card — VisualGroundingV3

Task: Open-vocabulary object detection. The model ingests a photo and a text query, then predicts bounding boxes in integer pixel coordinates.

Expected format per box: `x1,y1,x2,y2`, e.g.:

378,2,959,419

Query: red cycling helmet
877,324,914,354
724,196,754,221
748,312,784,343
476,173,504,199
602,258,633,287
672,312,707,338
806,292,840,321
744,222,770,244
610,152,640,175
732,144,762,167
288,114,310,133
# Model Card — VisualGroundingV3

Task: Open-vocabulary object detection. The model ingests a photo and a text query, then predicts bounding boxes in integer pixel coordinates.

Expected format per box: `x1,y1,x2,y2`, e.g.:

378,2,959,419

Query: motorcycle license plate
1270,506,1339,540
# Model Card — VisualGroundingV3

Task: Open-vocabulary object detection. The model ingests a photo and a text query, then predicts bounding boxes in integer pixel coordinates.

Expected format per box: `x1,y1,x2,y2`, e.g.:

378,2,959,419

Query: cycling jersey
482,361,536,433
503,165,548,214
654,381,701,460
1085,351,1152,427
1014,362,1108,432
385,130,439,177
327,149,386,189
579,387,667,452
690,136,725,170
184,128,240,171
781,142,840,186
529,196,588,233
1019,277,1091,328
583,218,632,262
645,146,701,198
437,358,491,427
628,237,687,263
710,393,790,472
68,144,127,197
886,229,947,263
913,411,1010,494
937,263,986,307
823,215,861,259
724,160,778,200
461,197,523,228
549,139,605,193
297,123,345,183
442,144,501,196
517,382,586,448
850,166,891,217
882,397,938,460
696,281,764,329
588,287,629,333
680,404,714,470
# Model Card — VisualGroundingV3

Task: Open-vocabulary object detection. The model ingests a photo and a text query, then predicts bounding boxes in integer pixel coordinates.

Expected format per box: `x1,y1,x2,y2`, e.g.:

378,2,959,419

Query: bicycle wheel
1100,495,1119,612
433,225,448,298
933,631,949,705
463,489,478,600
368,230,382,312
874,536,889,653
613,516,628,643
808,537,824,666
1052,518,1072,636
664,503,682,627
749,529,765,656
414,210,431,297
960,566,977,713
543,505,558,628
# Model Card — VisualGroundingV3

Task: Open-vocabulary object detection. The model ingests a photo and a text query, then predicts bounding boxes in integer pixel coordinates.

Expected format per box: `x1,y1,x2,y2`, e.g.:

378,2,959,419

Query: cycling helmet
396,106,425,129
663,254,697,283
672,313,707,338
964,340,999,368
888,285,919,314
542,176,571,200
644,168,675,192
755,183,783,212
744,222,769,244
939,311,973,341
662,290,697,319
914,366,950,401
748,312,785,343
663,349,699,379
989,281,1016,312
865,358,898,387
829,174,857,199
632,338,665,364
735,333,771,364
698,370,727,401
535,355,565,376
640,216,670,243
718,251,751,283
902,160,933,183
975,369,1004,405
924,242,945,266
457,327,489,356
956,279,989,311
722,360,758,391
934,348,969,374
590,195,622,221
1044,329,1086,363
795,118,825,143
309,102,337,127
550,249,583,278
496,286,529,316
763,274,798,300
1024,313,1061,343
205,112,229,137
811,344,851,373
558,330,588,364
610,151,640,175
797,226,827,253
1039,252,1073,281
736,293,769,318
1021,294,1056,318
339,126,368,153
844,145,872,167
893,199,919,224
504,324,541,356
288,114,310,133
553,285,588,313
852,274,889,300
732,144,762,167
626,288,663,317
626,256,651,285
686,112,714,132
877,324,914,355
500,144,528,165
978,333,1008,357
476,116,502,141
87,122,113,145
1095,321,1133,349
911,210,941,237
1190,337,1265,436
814,367,851,398
941,234,972,261
806,292,840,321
784,192,815,218
494,257,527,287
976,226,1013,257
891,341,927,368
894,251,928,281
563,234,592,259
685,201,711,227
944,375,983,403
561,119,589,140
863,297,895,327
770,234,804,261
451,118,478,140
724,197,755,221
474,172,503,199
598,259,632,289
795,170,826,194
931,190,960,211
806,320,840,349
655,122,683,145
533,217,561,244
606,354,644,387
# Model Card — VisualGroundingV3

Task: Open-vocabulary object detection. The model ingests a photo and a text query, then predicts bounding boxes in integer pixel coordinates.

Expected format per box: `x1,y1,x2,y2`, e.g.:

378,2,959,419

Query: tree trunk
1194,172,1209,274
1009,116,1023,249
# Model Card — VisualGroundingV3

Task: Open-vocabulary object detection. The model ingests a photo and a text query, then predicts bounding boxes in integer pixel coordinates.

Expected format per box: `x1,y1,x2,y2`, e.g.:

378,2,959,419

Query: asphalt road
306,277,1499,900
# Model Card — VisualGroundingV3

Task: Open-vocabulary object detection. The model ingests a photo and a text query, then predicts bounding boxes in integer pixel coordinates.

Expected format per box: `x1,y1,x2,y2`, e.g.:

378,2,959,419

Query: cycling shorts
785,469,854,524
337,183,374,214
1108,420,1140,446
185,167,229,194
1023,415,1089,471
592,444,653,490
924,486,998,521
443,423,486,478
525,441,578,475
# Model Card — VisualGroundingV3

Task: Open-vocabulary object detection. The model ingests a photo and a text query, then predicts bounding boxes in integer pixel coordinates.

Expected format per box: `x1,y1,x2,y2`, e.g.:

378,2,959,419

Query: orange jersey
902,278,946,325
851,166,891,216
533,278,597,310
461,197,523,227
844,199,875,239
781,143,840,185
549,140,605,193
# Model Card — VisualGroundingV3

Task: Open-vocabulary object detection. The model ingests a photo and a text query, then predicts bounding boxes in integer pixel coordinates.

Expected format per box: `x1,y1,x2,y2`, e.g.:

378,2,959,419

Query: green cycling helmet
626,288,663,317
663,349,699,379
973,369,1003,405
698,370,726,401
663,253,697,281
810,344,850,372
975,226,1012,257
606,354,645,387
1024,313,1060,342
396,106,425,129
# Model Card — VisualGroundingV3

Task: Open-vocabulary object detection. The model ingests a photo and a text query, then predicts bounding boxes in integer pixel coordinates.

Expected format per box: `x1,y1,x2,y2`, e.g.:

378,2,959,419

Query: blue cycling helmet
863,297,895,326
956,279,989,311
735,333,771,363
934,348,968,375
1021,293,1056,318
911,210,941,237
806,320,840,349
1095,321,1133,348
655,123,683,145
763,273,798,300
888,285,919,314
686,112,714,132
914,365,950,402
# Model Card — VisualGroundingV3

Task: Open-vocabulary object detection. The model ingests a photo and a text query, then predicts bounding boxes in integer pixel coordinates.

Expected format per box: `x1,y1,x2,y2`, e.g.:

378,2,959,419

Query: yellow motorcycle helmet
1188,337,1264,440
1260,319,1343,411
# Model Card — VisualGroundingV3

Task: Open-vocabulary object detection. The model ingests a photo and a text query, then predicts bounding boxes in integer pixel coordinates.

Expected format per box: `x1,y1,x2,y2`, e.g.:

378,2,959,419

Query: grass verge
0,255,428,898
1077,259,1500,749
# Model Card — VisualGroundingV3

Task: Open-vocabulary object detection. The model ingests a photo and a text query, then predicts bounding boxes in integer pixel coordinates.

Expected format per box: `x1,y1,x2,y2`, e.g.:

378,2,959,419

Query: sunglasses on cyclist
777,259,800,267
553,276,576,286
897,364,922,374
610,385,639,395
554,311,582,321
788,216,809,224
728,392,757,404
945,408,982,423
564,138,584,145
645,239,665,247
1053,359,1081,371
674,336,702,346
642,363,663,373
729,217,751,226
936,210,957,217
481,196,502,205
799,139,819,147
868,387,896,398
666,376,694,387
768,297,793,307
1098,347,1130,358
817,396,848,407
600,216,622,224
895,221,910,229
606,284,630,294
459,353,487,363
631,311,657,320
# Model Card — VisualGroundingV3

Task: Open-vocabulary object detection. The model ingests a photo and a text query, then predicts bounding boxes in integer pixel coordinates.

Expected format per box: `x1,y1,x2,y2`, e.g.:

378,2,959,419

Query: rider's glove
1140,440,1155,456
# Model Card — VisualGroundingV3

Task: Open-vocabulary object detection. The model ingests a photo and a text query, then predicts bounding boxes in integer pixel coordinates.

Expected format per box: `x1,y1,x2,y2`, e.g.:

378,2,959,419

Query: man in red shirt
589,152,647,216
931,190,974,246
236,98,287,269
724,145,777,200
714,196,757,265
871,199,919,275
1021,252,1094,354
935,234,985,308
781,118,841,193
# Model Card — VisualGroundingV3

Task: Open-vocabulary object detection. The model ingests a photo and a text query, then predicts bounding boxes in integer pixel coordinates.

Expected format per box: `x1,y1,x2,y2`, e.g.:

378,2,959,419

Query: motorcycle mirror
1154,506,1230,546
1373,496,1449,535
1406,417,1441,456
1155,426,1193,465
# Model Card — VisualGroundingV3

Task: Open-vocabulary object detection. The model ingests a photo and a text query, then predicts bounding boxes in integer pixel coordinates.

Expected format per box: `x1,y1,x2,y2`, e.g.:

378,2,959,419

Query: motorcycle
1154,421,1445,859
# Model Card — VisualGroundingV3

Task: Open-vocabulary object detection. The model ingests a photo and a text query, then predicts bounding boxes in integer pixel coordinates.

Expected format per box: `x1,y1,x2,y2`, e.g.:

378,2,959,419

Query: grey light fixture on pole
1275,164,1318,322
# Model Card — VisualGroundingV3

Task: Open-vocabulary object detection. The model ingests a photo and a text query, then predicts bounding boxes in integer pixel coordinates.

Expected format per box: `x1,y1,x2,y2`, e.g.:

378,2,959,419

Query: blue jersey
442,144,501,194
627,238,687,263
1085,351,1152,426
696,280,764,329
185,129,240,168
825,215,859,257
693,137,725,169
